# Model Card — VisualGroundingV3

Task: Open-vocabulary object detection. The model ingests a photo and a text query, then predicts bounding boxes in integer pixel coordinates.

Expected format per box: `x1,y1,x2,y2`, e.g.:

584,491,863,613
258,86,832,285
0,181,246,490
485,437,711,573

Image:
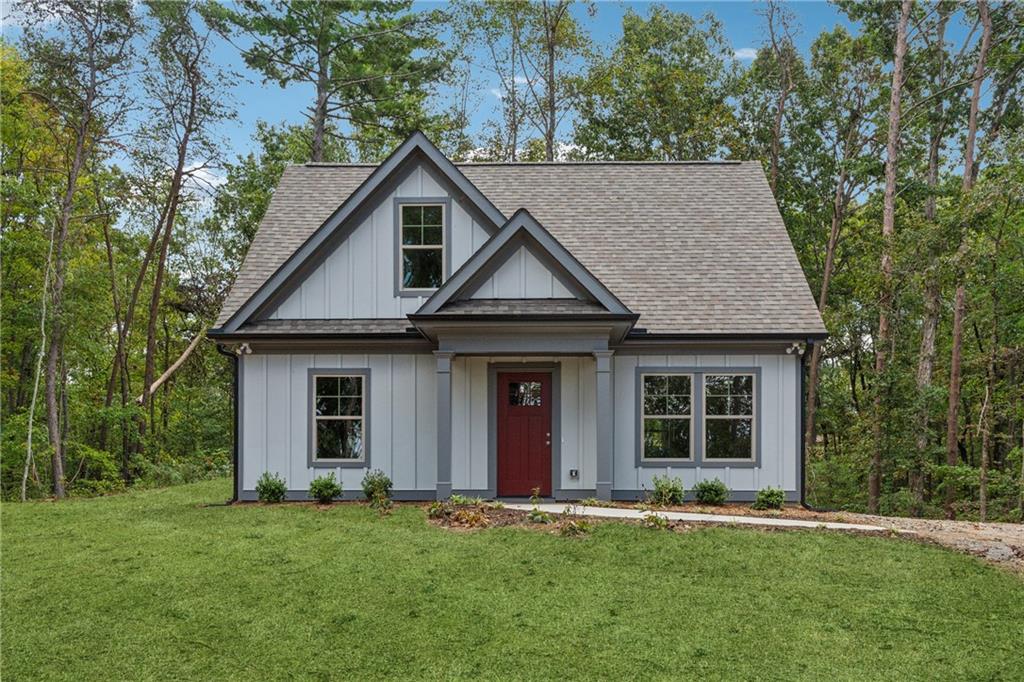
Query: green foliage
646,475,685,506
256,472,287,503
693,479,729,505
361,469,392,502
527,508,554,524
426,500,450,519
308,473,342,504
641,512,670,530
752,487,786,511
448,493,483,506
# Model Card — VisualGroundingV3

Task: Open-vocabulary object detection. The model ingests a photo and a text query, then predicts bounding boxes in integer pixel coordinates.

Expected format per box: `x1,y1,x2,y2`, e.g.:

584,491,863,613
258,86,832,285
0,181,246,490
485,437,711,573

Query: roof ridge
295,160,751,168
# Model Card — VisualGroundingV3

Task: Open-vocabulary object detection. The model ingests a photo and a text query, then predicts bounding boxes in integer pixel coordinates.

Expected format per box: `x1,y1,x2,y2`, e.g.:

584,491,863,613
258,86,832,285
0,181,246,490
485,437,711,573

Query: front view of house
210,132,827,502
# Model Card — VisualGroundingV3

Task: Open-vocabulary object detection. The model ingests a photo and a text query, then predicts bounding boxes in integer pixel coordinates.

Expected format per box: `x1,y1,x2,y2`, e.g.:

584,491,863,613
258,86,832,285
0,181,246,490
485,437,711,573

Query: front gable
217,132,507,332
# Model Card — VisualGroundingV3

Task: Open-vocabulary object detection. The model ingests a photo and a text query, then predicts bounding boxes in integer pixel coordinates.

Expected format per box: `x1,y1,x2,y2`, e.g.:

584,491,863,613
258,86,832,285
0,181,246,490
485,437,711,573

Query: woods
2,0,1022,521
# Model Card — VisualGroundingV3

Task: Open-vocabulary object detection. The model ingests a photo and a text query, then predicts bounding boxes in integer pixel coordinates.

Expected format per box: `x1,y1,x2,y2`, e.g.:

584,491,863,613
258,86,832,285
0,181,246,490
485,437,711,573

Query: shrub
449,493,483,506
559,518,592,537
527,508,553,524
309,473,342,504
427,500,451,519
256,472,287,503
370,490,393,515
752,486,786,510
647,475,685,506
693,478,729,505
450,507,489,527
642,512,669,530
361,469,392,502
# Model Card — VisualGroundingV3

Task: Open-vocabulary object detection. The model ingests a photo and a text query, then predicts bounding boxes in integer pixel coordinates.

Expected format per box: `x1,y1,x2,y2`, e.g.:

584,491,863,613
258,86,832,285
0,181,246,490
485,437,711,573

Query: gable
264,162,492,320
417,209,632,316
216,132,507,332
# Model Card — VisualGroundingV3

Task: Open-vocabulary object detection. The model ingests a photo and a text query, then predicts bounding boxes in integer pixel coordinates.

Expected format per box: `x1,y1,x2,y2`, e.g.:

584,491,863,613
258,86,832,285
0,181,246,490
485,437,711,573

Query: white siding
469,246,574,299
265,163,491,320
611,353,800,493
240,352,437,494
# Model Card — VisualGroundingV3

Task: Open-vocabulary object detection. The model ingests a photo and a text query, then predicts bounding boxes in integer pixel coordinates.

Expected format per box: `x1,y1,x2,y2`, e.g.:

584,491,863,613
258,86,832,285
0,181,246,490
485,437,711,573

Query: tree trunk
944,0,991,518
310,61,329,162
804,169,848,453
870,0,911,514
544,11,556,162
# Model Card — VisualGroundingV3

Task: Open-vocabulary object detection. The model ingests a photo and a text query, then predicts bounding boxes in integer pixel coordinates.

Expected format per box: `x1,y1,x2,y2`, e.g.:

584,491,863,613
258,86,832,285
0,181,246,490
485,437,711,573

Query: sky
193,1,858,164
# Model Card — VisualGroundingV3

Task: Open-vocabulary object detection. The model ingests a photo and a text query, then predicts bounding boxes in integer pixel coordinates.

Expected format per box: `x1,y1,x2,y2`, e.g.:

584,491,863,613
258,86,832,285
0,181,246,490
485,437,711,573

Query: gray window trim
634,366,761,469
307,368,371,468
638,371,695,463
395,197,451,298
701,372,757,464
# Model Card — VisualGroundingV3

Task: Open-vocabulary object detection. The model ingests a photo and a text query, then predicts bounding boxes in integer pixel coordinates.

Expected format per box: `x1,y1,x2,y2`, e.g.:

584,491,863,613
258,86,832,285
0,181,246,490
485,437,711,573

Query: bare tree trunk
310,58,329,162
870,0,912,514
805,170,848,453
765,0,794,194
544,3,556,162
945,0,992,518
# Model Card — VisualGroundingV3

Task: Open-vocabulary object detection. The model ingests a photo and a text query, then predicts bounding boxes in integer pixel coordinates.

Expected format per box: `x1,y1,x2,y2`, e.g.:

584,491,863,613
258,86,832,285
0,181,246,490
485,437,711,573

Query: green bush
647,475,685,506
693,478,729,505
642,512,670,530
361,469,392,502
751,486,785,510
256,472,287,503
309,473,342,504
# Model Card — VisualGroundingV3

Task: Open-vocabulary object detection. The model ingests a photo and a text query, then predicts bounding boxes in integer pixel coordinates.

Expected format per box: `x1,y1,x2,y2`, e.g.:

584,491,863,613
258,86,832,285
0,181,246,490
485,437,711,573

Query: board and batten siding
266,162,492,320
240,352,437,495
468,246,574,299
612,352,800,494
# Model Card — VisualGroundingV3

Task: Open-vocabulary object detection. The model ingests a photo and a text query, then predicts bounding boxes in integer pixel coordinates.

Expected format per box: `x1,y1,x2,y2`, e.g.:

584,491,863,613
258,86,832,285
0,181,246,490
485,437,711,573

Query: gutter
215,343,239,504
799,339,838,512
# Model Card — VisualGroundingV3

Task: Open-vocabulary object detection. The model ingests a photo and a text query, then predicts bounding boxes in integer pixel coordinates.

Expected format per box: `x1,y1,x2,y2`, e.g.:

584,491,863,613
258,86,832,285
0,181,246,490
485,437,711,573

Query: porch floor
503,503,894,533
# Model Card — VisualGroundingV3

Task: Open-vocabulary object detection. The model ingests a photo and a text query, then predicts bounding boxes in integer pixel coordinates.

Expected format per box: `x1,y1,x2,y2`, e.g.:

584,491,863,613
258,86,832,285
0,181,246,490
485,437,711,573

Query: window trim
307,368,371,468
394,197,451,297
701,372,757,464
634,366,761,469
638,371,695,463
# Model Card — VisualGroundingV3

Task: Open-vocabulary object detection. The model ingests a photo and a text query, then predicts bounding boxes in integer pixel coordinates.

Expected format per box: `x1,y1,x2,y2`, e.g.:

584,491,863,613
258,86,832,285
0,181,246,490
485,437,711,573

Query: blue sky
204,1,856,163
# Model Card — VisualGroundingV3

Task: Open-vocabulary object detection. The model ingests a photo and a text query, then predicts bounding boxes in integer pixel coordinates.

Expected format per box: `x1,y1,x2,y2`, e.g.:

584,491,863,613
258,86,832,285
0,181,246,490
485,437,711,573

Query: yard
3,480,1023,680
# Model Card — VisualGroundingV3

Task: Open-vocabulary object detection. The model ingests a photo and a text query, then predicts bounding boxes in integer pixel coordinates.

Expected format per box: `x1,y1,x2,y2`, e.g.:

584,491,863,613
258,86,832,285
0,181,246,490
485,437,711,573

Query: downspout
215,343,239,503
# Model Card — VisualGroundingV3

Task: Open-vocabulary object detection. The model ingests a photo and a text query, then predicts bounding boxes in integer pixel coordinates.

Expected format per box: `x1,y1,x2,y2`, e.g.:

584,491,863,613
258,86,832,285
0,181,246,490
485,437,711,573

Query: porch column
594,350,614,500
435,351,455,499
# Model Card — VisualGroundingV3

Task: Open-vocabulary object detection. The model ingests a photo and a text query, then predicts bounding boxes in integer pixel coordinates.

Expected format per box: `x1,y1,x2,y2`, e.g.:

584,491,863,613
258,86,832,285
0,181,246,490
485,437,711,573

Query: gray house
209,132,826,502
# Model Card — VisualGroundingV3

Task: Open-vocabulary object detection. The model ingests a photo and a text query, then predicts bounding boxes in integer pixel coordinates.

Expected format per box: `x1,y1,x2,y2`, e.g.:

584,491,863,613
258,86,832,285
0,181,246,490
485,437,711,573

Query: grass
3,480,1023,681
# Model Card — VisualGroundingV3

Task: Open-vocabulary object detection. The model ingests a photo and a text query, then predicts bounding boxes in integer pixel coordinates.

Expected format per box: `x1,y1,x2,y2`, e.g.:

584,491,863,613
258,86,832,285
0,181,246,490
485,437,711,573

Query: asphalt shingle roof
217,162,825,335
437,298,613,315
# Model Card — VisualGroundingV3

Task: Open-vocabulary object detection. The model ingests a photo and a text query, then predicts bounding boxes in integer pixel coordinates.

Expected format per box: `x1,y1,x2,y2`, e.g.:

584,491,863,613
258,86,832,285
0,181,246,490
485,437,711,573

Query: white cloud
734,47,759,60
488,88,504,99
513,75,530,85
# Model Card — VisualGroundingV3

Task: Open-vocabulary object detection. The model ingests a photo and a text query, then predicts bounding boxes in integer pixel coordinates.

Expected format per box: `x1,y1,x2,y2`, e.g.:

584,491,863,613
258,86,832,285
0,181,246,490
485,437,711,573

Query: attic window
400,204,444,291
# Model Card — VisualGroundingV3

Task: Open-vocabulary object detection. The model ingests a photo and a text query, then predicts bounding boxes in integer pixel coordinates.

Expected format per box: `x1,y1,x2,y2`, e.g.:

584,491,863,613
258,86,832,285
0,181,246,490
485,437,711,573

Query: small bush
309,473,342,504
361,469,392,502
427,500,451,519
752,486,786,510
450,507,489,528
449,493,483,506
579,497,613,508
693,478,729,505
370,490,393,515
642,512,669,530
256,472,287,503
559,518,592,537
647,475,685,506
527,508,553,524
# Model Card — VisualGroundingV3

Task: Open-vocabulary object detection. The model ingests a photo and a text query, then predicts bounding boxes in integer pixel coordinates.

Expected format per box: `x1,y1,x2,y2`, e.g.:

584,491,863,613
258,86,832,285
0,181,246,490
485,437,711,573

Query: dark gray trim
627,332,829,341
415,209,633,317
634,366,762,468
611,489,800,503
238,489,437,502
306,368,371,468
215,344,241,503
220,131,507,332
487,362,562,497
394,196,452,298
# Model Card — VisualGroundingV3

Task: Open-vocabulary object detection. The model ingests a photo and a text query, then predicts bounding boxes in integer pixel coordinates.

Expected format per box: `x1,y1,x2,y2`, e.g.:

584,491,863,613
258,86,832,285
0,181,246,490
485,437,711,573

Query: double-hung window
313,374,366,462
400,204,444,291
703,374,755,461
640,374,694,461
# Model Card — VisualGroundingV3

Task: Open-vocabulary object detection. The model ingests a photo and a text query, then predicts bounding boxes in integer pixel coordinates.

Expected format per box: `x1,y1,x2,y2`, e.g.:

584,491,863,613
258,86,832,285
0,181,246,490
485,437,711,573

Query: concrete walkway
504,503,896,534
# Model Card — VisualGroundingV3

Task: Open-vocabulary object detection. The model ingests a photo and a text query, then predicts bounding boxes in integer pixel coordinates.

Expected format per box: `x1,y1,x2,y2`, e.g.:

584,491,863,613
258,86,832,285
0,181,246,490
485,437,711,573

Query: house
209,132,827,502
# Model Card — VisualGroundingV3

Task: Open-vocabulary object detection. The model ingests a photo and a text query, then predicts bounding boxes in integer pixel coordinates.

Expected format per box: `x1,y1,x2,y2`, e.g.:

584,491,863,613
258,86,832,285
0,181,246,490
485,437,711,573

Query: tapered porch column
594,350,614,500
435,351,455,499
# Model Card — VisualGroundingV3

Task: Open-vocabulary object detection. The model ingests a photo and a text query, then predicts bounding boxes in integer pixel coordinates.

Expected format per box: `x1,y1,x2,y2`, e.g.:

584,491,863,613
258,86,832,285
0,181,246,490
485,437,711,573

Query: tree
18,0,138,497
203,0,447,162
573,6,736,160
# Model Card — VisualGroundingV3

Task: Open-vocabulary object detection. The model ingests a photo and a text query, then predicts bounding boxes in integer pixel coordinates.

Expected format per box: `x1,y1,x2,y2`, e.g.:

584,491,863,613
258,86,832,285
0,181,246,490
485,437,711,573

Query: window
509,381,542,406
640,374,693,461
400,204,444,290
313,375,365,461
703,374,755,461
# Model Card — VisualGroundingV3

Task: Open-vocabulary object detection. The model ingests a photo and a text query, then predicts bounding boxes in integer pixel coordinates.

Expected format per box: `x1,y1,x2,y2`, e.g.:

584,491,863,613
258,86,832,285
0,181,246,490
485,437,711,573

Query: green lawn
3,480,1022,681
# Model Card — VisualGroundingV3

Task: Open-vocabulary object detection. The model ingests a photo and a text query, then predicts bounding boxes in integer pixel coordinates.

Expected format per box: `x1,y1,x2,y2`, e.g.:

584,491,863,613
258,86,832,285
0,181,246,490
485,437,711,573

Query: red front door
497,372,552,497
